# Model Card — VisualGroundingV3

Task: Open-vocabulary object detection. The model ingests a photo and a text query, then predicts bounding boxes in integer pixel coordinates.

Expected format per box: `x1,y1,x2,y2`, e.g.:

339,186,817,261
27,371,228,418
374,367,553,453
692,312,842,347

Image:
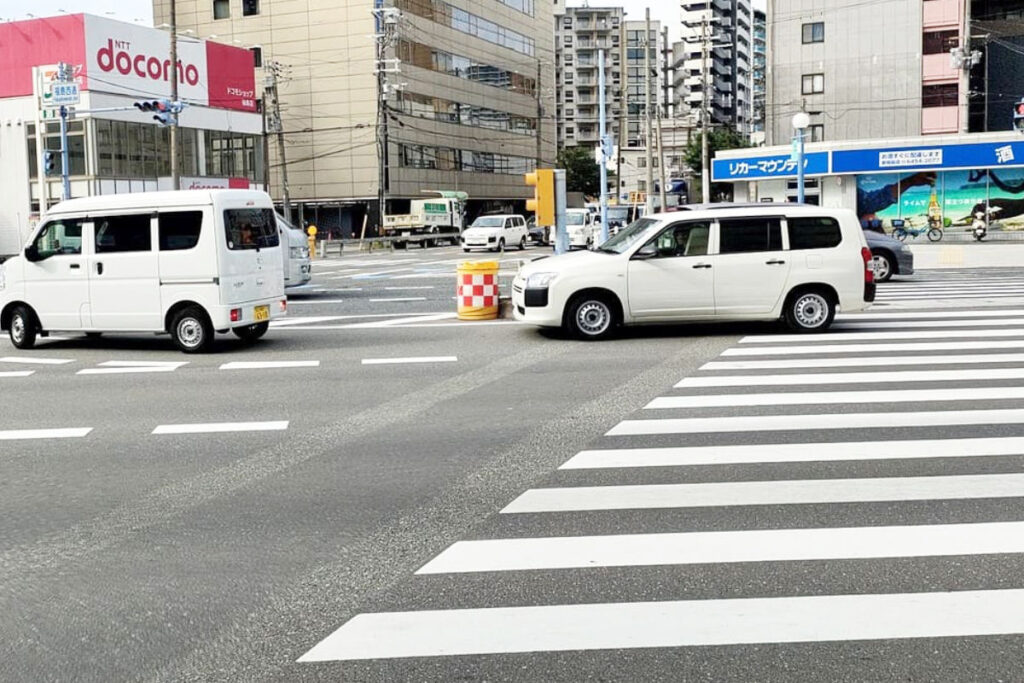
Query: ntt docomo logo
96,39,200,86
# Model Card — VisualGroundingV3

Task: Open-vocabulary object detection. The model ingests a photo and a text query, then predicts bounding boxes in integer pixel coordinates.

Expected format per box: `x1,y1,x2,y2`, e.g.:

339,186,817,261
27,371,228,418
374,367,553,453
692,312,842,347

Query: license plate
254,305,270,321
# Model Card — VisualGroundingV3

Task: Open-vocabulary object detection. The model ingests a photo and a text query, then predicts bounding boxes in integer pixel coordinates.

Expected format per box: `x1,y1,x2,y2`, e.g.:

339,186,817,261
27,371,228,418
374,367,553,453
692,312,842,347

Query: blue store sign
833,141,1024,174
712,152,829,181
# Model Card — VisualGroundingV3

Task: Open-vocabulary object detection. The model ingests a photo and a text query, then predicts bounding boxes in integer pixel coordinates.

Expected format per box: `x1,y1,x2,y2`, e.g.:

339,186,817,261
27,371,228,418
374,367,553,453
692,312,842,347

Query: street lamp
791,112,810,204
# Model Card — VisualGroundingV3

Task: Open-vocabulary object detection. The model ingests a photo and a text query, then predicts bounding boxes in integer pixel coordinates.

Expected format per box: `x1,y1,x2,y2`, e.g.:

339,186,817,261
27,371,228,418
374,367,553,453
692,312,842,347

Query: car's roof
46,189,270,215
643,203,853,222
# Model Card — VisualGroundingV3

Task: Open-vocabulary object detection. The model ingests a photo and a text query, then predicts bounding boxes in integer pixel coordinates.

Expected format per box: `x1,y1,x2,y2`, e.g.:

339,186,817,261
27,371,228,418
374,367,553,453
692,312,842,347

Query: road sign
48,82,80,107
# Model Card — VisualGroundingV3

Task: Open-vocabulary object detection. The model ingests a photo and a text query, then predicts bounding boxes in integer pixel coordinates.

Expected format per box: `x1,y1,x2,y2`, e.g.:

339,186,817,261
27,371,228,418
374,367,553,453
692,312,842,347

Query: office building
751,8,765,144
154,0,556,234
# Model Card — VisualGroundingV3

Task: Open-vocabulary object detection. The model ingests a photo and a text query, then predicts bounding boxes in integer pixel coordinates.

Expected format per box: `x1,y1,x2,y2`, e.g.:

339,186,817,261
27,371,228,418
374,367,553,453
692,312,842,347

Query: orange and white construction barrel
456,261,500,320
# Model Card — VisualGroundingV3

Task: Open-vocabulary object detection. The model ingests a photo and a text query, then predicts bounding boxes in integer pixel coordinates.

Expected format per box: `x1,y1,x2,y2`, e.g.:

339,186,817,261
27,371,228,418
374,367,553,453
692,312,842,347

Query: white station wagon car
512,204,875,339
462,215,529,252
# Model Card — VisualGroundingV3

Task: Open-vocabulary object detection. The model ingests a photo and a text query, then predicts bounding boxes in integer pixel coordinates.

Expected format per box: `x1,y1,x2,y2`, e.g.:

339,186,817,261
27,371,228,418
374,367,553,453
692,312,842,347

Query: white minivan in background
0,189,287,353
276,213,312,288
513,204,875,340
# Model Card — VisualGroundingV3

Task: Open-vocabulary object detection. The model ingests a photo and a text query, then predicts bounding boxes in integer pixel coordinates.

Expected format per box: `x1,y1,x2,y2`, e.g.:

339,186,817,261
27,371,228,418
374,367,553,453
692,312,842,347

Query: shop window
802,22,824,44
213,0,230,19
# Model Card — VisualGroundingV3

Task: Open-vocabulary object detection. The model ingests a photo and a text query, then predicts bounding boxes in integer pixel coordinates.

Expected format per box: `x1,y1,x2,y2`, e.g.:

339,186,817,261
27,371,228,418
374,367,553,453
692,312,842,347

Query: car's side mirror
632,243,657,260
24,244,41,262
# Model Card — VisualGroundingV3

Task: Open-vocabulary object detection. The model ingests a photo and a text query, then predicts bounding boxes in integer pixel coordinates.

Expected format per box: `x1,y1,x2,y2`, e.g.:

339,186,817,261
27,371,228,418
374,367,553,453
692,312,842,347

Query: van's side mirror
24,244,41,262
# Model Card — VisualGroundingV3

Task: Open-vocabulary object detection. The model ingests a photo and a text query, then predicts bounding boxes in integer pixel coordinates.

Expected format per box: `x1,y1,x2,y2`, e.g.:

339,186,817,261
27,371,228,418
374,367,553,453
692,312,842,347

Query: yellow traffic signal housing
525,169,555,226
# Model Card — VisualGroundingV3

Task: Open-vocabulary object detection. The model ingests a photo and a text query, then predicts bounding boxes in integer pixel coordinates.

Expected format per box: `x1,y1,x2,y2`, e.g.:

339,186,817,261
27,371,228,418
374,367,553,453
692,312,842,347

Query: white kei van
276,213,312,288
513,204,875,339
0,190,287,353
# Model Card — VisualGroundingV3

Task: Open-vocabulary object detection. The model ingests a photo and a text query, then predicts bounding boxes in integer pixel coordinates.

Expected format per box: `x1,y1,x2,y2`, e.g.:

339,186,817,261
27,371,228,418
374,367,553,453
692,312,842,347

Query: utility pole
700,12,711,204
536,60,543,168
643,8,654,214
169,0,179,190
655,97,667,213
265,62,291,221
372,3,400,235
598,48,610,243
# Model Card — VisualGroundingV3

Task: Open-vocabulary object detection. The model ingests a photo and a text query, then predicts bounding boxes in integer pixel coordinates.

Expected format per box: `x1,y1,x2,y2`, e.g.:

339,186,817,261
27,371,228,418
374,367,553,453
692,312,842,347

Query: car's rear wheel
171,306,214,353
783,289,836,333
871,252,894,282
518,236,526,250
565,293,618,341
232,322,269,343
9,305,38,350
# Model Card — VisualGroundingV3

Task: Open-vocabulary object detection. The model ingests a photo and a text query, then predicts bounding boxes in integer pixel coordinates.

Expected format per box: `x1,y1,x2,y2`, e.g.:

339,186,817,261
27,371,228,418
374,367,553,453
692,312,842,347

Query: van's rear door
219,206,285,306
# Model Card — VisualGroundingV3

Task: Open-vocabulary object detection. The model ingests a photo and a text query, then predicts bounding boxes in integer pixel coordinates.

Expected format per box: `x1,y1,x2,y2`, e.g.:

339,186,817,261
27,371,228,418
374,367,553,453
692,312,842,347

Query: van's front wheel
171,306,214,353
9,305,38,350
232,322,269,343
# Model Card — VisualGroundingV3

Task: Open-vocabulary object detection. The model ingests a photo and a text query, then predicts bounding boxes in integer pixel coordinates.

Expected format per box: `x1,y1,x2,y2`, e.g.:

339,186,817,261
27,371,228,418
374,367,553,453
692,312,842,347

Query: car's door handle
766,259,786,265
692,263,712,269
96,262,104,275
69,263,80,269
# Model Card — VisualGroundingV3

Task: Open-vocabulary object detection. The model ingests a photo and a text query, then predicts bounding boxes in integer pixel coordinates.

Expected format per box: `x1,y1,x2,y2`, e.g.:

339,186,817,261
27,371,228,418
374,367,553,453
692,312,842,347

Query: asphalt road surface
3,245,1024,682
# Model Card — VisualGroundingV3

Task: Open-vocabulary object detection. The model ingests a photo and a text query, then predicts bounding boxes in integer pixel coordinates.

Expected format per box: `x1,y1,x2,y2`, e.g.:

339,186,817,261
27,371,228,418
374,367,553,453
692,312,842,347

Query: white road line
0,427,91,440
418,521,1024,574
701,353,1024,370
151,421,289,435
0,371,34,378
723,340,1024,356
270,315,351,327
838,309,1024,320
286,299,346,304
606,408,1024,436
0,356,75,365
502,472,1024,514
99,360,188,368
877,293,1024,300
297,589,1024,661
279,320,523,330
383,286,436,290
646,386,1024,409
345,312,458,328
219,361,320,370
835,317,1024,329
368,297,428,302
361,356,458,365
741,329,1024,344
561,436,1024,470
676,367,1024,387
77,366,179,375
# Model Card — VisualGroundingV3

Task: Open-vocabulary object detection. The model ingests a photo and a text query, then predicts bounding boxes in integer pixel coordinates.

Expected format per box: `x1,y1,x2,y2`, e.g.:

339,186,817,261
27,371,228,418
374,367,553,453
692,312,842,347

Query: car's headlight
526,272,558,288
291,247,309,258
900,245,912,253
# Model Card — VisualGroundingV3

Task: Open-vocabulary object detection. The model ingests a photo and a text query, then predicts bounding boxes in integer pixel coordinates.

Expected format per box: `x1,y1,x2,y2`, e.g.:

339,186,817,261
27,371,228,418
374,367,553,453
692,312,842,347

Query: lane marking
723,340,1024,356
270,315,350,327
77,366,178,375
561,436,1024,470
647,386,1024,409
606,408,1024,436
0,356,75,365
286,299,346,305
99,360,188,368
502,472,1024,514
835,317,1024,329
219,361,320,370
297,589,1024,661
345,312,457,329
676,367,1024,387
701,353,1024,370
0,427,91,440
368,297,428,302
383,286,436,290
741,329,1024,344
151,421,289,435
838,309,1024,320
361,356,458,365
0,371,34,378
418,521,1024,574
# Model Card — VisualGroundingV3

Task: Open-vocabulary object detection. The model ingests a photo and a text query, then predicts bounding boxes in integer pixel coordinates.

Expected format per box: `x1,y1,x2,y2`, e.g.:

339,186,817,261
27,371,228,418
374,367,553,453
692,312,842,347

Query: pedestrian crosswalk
874,268,1024,302
298,303,1024,670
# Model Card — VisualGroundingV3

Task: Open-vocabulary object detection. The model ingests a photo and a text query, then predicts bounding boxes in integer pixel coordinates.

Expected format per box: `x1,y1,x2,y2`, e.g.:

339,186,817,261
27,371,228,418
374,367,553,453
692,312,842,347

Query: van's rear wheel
9,305,38,350
232,322,269,343
171,306,214,353
784,289,835,333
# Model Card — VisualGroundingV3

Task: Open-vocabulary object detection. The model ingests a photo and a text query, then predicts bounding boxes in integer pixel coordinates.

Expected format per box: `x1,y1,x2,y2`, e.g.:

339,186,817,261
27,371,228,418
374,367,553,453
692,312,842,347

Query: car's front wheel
8,305,38,350
565,293,618,341
783,289,836,333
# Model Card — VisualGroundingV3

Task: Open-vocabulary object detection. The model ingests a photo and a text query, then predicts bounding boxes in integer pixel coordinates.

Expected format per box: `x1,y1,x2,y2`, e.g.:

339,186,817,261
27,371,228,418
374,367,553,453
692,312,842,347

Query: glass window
32,218,84,258
923,83,958,107
224,208,278,250
251,46,262,67
650,222,710,257
94,214,153,253
242,0,259,15
801,73,824,94
159,211,204,251
923,30,958,55
213,0,230,19
719,217,783,253
802,22,824,43
788,217,841,250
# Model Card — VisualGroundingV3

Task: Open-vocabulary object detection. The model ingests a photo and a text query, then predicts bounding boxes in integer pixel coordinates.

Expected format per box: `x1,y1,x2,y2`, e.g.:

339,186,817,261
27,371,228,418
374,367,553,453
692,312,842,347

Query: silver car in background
864,228,913,282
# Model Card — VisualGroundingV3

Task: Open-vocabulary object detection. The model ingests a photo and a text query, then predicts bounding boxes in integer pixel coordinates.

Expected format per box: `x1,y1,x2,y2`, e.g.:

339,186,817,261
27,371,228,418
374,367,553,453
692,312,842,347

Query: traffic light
43,150,56,176
1014,100,1024,133
134,99,172,126
525,169,555,226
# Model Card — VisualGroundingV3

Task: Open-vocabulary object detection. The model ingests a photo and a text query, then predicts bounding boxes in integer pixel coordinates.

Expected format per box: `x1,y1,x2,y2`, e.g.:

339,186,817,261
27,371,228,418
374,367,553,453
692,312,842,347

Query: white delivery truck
383,190,467,248
0,189,287,353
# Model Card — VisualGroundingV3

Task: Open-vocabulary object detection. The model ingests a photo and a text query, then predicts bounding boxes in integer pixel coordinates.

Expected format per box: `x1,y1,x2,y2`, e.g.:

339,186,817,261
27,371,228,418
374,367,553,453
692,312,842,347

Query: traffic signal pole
58,104,70,200
598,49,610,244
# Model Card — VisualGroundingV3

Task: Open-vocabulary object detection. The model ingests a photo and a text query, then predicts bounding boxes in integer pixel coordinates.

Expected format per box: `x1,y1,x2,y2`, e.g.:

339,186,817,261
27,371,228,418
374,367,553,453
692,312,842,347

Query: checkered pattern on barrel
458,273,498,308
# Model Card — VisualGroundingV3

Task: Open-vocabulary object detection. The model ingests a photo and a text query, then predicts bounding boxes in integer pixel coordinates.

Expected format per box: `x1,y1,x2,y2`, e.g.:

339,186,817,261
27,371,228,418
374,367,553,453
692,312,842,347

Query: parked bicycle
891,218,942,242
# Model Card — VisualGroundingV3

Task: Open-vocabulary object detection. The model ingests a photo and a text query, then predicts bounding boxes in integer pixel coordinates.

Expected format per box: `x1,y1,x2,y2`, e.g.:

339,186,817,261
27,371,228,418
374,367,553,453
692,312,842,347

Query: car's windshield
597,218,659,253
471,217,504,228
566,212,587,225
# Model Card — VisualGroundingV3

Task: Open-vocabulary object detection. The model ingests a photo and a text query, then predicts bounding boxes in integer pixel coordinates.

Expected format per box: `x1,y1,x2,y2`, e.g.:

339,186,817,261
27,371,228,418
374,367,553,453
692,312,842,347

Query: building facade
675,0,754,137
154,0,556,234
751,8,766,145
0,14,262,256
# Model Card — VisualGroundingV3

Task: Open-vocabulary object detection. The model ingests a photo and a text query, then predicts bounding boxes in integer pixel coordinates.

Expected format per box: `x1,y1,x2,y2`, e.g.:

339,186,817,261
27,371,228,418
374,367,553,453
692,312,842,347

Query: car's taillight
861,247,874,283
230,308,241,322
279,299,287,313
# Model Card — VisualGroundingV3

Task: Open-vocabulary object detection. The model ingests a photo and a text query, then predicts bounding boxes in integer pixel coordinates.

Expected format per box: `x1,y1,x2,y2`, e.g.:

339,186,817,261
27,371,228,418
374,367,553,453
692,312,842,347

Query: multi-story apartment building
153,0,556,235
674,0,754,137
751,8,766,144
622,19,665,149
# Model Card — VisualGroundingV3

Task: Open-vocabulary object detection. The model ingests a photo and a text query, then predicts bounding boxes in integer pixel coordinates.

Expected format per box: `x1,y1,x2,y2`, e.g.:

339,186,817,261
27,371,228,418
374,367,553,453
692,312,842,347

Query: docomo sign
96,39,200,87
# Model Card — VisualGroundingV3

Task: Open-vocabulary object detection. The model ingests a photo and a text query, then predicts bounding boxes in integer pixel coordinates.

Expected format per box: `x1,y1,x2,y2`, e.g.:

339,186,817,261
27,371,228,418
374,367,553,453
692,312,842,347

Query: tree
557,146,600,196
684,127,751,202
